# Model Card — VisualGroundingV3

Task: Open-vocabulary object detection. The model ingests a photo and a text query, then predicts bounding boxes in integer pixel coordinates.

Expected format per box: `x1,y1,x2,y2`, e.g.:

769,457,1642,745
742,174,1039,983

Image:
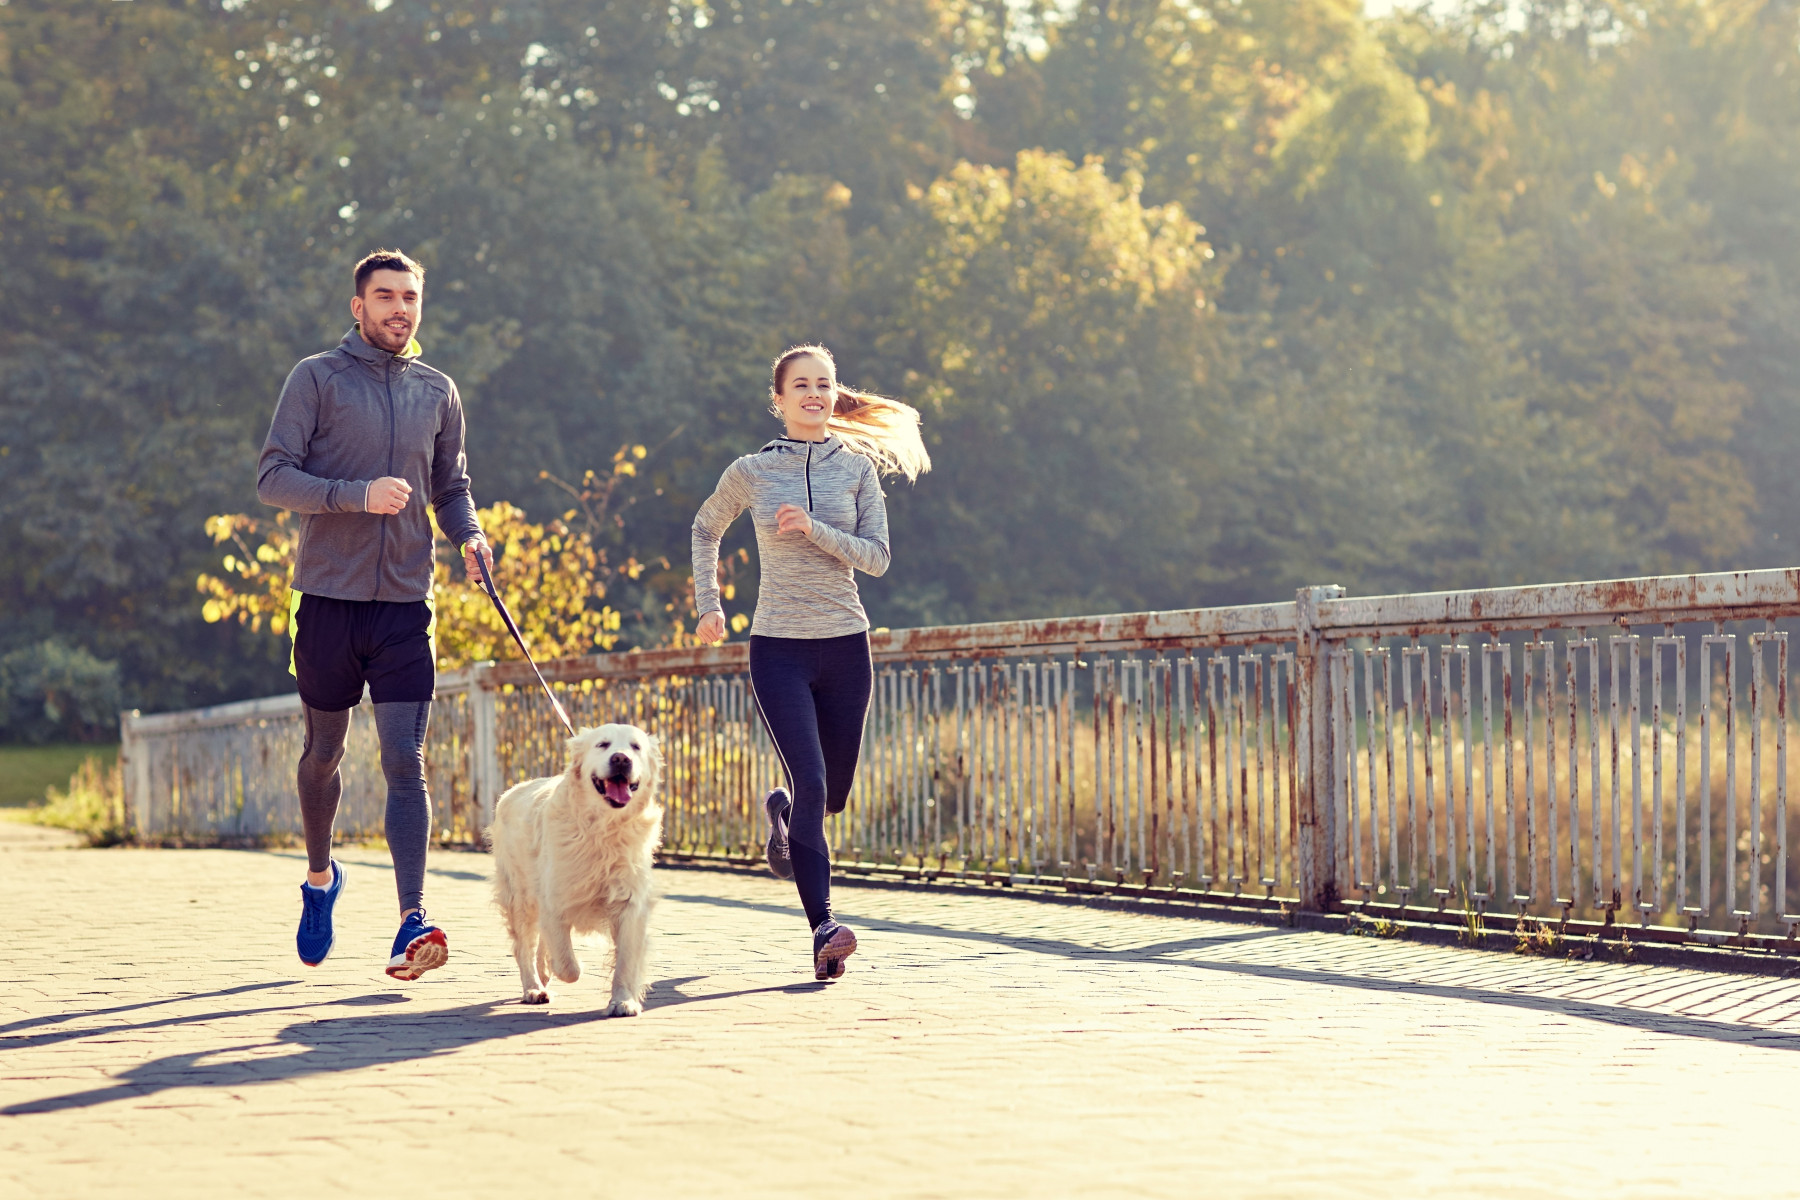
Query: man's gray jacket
257,327,483,603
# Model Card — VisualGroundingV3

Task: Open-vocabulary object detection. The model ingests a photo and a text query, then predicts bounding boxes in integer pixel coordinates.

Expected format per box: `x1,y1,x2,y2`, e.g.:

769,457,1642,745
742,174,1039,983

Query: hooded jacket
691,435,890,639
257,327,483,603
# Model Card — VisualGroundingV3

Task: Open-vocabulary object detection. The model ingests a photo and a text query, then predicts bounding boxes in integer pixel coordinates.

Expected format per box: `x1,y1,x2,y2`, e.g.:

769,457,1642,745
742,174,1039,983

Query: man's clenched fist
366,476,412,514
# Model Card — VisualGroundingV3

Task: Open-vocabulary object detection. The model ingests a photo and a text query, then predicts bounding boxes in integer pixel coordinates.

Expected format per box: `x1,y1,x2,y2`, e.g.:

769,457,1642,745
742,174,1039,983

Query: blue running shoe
296,860,345,967
386,909,449,981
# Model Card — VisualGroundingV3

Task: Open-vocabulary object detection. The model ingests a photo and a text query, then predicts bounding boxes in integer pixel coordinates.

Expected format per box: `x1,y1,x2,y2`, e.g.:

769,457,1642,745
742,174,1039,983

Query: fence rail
120,568,1800,949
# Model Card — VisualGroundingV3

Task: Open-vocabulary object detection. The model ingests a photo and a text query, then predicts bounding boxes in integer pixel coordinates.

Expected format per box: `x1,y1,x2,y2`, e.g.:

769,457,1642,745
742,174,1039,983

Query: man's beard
362,316,413,353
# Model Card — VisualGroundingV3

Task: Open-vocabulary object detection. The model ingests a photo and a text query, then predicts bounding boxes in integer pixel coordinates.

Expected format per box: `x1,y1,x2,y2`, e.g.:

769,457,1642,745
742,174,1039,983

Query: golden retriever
489,723,663,1013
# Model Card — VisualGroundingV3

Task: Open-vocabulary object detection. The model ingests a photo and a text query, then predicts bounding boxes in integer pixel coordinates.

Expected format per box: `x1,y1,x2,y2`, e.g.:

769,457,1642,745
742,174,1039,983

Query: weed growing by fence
35,754,127,846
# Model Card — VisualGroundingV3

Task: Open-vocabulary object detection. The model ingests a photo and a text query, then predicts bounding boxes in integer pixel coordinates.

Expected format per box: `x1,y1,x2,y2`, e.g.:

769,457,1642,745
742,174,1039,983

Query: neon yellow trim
287,588,304,677
424,590,437,665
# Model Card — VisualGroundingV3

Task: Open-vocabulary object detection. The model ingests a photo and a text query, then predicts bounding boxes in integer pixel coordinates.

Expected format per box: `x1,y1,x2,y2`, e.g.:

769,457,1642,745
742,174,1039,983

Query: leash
473,551,576,738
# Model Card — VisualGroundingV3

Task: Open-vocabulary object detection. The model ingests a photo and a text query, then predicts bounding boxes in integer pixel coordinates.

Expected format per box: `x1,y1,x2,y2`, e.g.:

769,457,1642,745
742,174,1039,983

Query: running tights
297,700,434,912
749,632,873,930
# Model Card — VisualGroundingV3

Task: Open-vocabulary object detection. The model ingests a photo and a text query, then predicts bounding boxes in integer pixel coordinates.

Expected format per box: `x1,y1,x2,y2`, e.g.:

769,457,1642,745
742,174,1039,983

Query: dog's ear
641,731,664,786
564,727,595,774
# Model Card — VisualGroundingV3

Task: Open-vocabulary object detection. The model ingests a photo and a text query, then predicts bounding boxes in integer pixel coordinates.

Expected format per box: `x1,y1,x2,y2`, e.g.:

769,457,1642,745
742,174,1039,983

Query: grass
0,743,117,808
1456,884,1486,947
1513,917,1564,957
32,753,127,845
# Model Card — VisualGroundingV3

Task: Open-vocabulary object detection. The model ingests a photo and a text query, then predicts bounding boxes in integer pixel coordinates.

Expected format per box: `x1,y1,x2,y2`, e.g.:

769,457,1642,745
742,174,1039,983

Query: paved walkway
5,829,1800,1199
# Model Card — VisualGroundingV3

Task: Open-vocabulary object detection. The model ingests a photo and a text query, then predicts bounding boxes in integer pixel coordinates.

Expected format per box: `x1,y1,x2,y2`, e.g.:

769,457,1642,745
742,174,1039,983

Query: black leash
473,552,576,738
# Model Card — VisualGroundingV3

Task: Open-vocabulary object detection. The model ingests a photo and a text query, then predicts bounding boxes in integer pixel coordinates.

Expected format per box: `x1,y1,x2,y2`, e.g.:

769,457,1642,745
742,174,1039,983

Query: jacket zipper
373,355,396,600
804,442,814,512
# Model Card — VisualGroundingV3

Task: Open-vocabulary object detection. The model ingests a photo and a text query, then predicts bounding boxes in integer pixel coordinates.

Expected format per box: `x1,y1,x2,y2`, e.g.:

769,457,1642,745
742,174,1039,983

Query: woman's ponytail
828,387,931,482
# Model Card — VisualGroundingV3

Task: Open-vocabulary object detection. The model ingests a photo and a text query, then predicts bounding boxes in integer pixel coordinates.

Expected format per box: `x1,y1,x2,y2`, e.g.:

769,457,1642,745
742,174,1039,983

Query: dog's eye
631,742,640,751
598,741,610,749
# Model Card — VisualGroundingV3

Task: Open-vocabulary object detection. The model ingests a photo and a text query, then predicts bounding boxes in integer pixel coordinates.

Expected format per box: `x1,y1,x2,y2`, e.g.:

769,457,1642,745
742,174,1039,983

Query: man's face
350,268,423,353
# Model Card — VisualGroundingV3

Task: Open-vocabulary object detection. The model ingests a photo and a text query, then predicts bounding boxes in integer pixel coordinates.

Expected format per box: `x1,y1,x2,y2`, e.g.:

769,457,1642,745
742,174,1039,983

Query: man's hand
695,611,727,644
462,536,494,584
775,503,813,536
367,477,412,515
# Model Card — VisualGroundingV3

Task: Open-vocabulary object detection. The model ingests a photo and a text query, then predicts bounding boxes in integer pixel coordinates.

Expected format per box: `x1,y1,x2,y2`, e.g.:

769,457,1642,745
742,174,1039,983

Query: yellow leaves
195,510,296,634
610,443,647,477
1618,153,1648,191
729,613,750,633
195,482,678,667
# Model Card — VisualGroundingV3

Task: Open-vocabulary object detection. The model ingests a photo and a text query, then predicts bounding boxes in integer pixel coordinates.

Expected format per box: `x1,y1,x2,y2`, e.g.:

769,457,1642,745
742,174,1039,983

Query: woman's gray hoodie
691,435,889,639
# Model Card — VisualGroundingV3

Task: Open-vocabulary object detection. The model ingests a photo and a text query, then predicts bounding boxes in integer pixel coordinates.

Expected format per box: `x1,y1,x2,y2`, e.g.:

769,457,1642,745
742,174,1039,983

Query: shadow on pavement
4,975,823,1116
1177,959,1800,1051
665,892,1800,1053
0,989,399,1056
0,981,295,1039
662,891,1289,960
263,849,491,884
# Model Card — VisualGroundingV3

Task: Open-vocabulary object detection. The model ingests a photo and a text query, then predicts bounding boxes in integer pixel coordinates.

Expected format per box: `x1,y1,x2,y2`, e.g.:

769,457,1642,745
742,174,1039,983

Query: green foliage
0,742,117,808
0,641,122,744
33,752,127,846
3,0,1796,719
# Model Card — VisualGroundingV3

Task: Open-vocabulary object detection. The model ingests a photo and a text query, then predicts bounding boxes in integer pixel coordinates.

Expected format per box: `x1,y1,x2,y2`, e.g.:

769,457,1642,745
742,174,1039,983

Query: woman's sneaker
812,919,857,980
765,788,794,880
386,909,449,980
296,860,345,966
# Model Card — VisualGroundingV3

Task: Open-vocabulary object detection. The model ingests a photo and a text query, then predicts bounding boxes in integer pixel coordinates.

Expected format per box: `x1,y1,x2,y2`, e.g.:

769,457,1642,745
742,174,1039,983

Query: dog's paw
604,997,642,1018
522,989,550,1005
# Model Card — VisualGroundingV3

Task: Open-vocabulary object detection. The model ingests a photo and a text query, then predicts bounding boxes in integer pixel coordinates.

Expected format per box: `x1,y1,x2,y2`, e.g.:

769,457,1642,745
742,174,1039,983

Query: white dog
489,723,663,1013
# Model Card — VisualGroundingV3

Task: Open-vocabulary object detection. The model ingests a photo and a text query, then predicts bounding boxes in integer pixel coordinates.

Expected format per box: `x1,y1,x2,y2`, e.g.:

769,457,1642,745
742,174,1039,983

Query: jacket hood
760,434,842,457
342,326,423,362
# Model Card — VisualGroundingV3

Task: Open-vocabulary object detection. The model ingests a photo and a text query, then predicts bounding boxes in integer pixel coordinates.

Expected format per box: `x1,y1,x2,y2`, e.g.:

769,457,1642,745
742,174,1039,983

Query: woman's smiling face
774,354,834,439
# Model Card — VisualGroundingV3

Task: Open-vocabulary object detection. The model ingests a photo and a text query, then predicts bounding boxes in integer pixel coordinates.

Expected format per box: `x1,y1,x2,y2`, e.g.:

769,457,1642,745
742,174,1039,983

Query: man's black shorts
291,593,435,711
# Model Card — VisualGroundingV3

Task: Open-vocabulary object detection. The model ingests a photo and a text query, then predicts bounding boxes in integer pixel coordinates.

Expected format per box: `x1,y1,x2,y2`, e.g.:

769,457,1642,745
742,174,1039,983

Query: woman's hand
695,611,727,644
775,503,813,536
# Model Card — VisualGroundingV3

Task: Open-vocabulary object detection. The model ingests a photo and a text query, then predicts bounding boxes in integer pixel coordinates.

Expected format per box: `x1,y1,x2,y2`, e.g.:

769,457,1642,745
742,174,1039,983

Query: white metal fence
120,568,1800,947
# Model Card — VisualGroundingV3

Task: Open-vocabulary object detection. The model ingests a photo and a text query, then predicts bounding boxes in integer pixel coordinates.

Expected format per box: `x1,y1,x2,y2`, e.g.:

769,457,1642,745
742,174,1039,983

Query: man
257,249,493,980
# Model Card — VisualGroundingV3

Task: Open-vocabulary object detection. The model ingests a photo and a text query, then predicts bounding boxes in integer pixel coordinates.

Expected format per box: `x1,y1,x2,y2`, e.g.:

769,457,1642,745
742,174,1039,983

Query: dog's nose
609,752,632,773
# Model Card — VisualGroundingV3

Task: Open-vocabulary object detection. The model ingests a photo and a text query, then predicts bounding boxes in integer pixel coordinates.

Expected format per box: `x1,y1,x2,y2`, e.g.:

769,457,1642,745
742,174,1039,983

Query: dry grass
34,754,128,845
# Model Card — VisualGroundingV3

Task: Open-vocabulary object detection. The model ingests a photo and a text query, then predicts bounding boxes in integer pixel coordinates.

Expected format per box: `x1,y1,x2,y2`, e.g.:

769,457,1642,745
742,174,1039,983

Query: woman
691,344,930,980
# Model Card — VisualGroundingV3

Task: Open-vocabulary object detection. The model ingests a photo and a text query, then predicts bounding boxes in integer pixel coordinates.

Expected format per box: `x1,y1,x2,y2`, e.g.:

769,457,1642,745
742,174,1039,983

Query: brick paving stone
5,831,1800,1199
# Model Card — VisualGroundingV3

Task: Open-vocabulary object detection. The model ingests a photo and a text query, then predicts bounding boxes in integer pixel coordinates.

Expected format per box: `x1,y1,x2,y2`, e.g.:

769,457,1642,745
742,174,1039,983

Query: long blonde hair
770,344,932,482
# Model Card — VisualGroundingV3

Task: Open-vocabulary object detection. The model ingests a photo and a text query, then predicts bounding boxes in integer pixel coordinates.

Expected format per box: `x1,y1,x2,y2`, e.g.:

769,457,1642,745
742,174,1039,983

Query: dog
489,723,664,1013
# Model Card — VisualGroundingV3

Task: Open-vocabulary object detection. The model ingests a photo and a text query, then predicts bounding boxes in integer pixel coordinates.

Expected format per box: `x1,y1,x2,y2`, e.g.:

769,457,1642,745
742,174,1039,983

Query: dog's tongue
604,778,633,806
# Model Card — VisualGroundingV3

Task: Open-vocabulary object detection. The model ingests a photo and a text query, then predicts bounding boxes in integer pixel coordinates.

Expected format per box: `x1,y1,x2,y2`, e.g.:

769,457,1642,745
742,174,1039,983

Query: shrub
35,754,128,846
0,641,123,744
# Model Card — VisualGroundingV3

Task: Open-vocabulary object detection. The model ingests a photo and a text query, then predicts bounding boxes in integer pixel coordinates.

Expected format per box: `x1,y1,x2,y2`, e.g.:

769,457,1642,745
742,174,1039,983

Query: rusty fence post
470,662,500,832
117,708,143,839
1294,585,1344,911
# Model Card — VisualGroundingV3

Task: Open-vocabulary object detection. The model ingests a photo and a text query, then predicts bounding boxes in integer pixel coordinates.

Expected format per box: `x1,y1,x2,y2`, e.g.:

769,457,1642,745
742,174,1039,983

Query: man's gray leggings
297,701,433,913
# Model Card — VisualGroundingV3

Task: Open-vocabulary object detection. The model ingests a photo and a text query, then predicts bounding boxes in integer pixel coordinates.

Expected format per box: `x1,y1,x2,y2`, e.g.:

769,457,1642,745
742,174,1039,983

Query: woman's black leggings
749,632,873,930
